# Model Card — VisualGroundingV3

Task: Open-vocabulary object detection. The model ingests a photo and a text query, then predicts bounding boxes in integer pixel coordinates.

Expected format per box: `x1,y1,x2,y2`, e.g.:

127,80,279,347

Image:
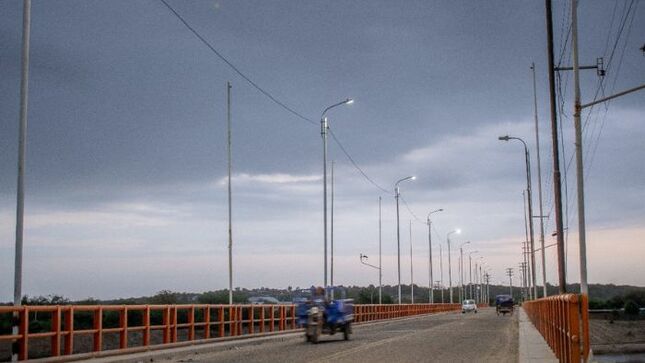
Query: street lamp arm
321,98,353,119
395,175,415,188
427,208,444,221
360,255,380,271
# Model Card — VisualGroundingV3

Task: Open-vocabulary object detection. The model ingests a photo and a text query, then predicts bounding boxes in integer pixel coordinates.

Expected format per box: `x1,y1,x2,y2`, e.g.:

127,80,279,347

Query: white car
462,299,478,314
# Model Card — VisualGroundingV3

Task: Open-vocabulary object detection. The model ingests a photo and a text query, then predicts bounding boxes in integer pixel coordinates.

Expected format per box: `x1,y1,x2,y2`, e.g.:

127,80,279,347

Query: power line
328,128,392,195
159,0,316,126
160,0,398,198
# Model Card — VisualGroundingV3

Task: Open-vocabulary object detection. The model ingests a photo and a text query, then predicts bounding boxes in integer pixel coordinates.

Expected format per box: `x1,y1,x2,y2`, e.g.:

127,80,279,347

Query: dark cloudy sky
1,0,643,300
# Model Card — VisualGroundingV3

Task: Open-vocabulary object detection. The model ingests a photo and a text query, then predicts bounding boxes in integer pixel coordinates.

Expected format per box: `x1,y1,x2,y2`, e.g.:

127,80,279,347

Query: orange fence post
143,305,150,347
93,306,103,352
204,306,211,340
51,306,61,357
18,306,28,361
64,306,73,355
188,306,195,341
119,306,128,349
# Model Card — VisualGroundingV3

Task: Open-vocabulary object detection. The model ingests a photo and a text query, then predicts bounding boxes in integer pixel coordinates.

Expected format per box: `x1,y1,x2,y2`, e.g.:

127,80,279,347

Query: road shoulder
519,307,558,362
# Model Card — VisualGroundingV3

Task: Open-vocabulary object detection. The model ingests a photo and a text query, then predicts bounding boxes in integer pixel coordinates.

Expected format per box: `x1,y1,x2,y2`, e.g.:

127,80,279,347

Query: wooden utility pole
544,0,567,293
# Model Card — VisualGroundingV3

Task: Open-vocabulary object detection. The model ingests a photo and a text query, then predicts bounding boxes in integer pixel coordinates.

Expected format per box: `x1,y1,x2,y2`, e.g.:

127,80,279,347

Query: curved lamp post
459,241,471,303
499,135,537,299
468,250,478,300
359,253,382,304
427,208,443,303
395,175,415,303
321,98,353,295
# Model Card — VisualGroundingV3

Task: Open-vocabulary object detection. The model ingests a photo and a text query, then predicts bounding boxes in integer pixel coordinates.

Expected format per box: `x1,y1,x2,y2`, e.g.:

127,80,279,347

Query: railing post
188,306,195,341
51,306,61,356
143,305,150,347
162,306,170,344
172,306,178,342
119,306,128,349
580,294,590,362
249,306,254,334
93,306,102,352
18,306,28,361
64,306,73,355
204,306,211,339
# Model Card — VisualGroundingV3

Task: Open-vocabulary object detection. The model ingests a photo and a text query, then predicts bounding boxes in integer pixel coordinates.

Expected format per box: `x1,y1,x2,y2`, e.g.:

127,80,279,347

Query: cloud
217,172,321,186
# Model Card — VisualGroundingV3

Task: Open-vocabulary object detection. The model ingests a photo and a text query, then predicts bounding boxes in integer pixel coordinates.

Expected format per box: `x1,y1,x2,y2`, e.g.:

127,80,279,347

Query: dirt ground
590,318,645,354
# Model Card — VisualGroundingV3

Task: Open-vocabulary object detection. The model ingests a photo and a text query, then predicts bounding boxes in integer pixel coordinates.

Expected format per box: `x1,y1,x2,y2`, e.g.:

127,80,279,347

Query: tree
624,300,640,320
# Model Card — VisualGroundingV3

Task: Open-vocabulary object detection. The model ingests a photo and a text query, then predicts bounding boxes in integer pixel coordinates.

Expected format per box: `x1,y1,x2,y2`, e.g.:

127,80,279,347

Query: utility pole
330,160,335,299
485,273,490,304
14,1,31,360
506,268,514,297
439,244,444,303
571,0,588,297
226,82,233,305
531,63,548,298
410,220,414,304
544,0,567,294
522,190,532,299
378,196,382,304
427,209,443,303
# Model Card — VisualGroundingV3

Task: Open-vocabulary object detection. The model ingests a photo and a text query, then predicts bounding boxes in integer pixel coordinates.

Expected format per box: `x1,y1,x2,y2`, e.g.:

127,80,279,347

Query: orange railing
523,294,590,362
353,303,460,322
0,303,461,361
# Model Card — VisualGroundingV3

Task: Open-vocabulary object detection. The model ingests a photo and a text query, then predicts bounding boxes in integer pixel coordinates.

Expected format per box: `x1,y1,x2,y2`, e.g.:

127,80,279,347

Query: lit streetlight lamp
321,98,353,294
427,208,443,303
447,229,461,303
498,135,537,299
395,175,416,303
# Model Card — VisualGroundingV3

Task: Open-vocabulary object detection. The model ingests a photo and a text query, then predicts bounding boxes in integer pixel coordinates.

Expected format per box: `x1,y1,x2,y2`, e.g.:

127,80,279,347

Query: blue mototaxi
495,294,514,316
296,288,354,343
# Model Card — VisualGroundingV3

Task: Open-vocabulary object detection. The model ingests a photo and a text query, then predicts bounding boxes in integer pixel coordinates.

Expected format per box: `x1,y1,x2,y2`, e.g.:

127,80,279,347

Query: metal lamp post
499,135,537,299
439,244,444,303
468,250,478,300
458,241,470,303
446,229,461,303
427,208,443,303
395,175,416,304
321,98,353,295
359,254,382,304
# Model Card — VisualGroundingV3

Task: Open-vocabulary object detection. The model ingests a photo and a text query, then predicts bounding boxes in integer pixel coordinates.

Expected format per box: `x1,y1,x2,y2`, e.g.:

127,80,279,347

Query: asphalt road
160,308,518,363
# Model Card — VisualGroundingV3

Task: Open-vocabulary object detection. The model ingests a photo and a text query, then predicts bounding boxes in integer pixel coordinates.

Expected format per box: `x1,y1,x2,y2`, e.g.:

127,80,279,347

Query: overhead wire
160,0,398,198
159,0,317,127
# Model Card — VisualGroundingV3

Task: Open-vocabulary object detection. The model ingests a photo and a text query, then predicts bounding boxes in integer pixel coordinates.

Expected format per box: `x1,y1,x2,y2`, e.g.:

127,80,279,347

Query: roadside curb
519,307,558,362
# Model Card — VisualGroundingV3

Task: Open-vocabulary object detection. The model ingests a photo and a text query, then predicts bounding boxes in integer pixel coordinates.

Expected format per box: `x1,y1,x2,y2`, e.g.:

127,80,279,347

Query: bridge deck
144,308,518,363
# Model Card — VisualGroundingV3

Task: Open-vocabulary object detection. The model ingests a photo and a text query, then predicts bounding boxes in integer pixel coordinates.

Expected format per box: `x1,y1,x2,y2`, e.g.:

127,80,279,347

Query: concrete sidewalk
519,307,558,362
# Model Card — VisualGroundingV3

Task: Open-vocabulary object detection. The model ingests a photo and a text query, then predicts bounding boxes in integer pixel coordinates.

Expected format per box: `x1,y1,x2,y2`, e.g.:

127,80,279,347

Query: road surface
159,308,518,363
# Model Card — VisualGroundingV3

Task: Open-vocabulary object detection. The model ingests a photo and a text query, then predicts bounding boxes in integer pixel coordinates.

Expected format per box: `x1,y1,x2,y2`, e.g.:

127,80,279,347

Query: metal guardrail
522,294,590,362
0,303,462,361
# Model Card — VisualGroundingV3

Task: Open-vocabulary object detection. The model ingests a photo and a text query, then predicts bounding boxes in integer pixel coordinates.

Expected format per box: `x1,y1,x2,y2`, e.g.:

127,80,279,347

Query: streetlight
321,98,353,294
359,254,382,304
439,244,444,303
446,229,461,303
499,135,537,299
459,241,471,303
427,208,443,303
395,175,416,304
468,250,478,300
